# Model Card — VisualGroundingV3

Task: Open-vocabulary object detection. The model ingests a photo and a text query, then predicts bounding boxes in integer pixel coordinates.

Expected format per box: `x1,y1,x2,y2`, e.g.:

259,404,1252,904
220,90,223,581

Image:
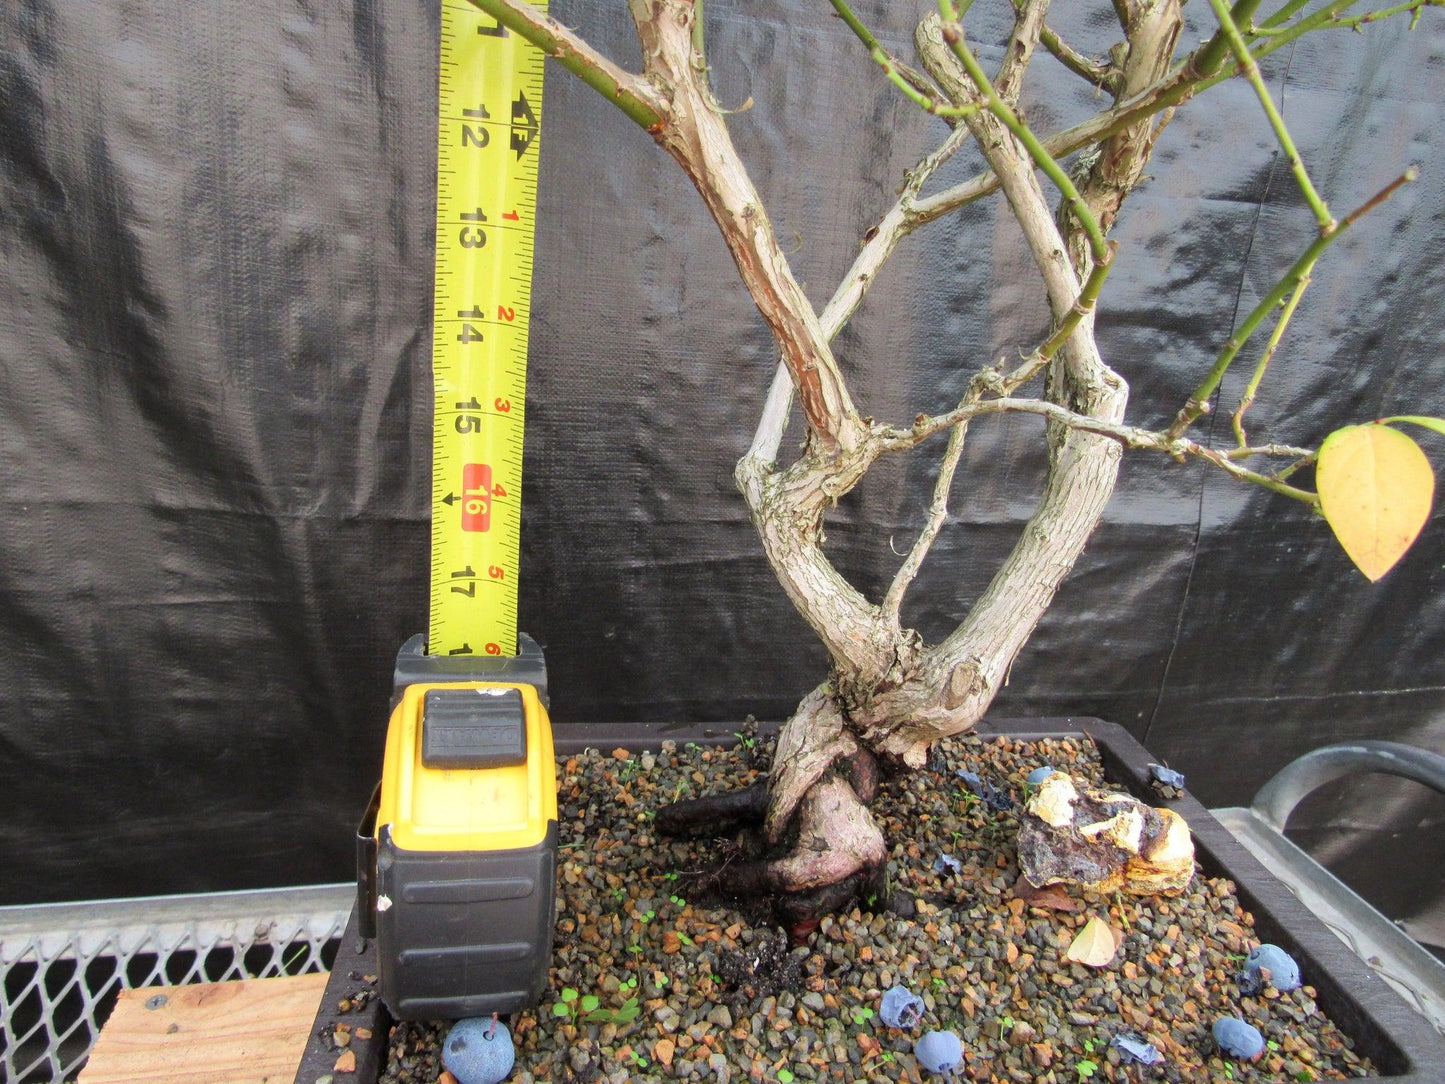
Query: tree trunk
649,0,1177,919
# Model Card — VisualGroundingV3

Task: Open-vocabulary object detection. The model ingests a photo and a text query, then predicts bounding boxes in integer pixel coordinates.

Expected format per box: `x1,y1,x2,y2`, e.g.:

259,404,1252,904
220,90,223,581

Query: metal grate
0,884,354,1084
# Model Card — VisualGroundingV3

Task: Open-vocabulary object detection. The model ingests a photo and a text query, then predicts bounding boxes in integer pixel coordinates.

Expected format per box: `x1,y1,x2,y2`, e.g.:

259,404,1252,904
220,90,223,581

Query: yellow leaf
1317,424,1434,582
1065,916,1118,968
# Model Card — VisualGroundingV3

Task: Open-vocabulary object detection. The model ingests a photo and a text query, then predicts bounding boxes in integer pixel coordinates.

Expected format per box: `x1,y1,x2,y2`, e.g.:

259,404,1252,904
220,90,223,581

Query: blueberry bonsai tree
469,0,1442,919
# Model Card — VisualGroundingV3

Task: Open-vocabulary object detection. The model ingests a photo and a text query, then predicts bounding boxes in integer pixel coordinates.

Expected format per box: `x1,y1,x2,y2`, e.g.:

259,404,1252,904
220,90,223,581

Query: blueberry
914,1030,963,1075
879,985,925,1029
932,853,963,875
1243,943,1301,993
1212,1016,1265,1060
442,1017,515,1084
1111,1032,1163,1065
1026,766,1056,785
1149,763,1186,789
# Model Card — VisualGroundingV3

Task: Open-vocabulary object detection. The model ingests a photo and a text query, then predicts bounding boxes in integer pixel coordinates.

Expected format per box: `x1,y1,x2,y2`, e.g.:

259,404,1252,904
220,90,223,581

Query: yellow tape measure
428,1,546,658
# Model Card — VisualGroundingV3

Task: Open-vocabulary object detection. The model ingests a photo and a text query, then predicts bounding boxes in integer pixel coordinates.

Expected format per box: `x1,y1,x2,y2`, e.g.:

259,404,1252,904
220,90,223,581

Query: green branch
465,0,665,130
1208,0,1334,231
1167,167,1418,441
1193,0,1269,74
911,0,1408,230
827,0,980,119
1232,276,1308,447
935,0,1110,263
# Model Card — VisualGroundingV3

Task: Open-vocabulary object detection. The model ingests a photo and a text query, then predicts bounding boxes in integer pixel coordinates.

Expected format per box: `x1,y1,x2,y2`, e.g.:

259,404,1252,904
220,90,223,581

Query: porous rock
1017,772,1194,895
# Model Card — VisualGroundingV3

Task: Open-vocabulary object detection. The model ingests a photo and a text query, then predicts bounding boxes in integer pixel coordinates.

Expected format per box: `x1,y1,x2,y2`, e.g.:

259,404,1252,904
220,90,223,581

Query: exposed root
685,775,887,923
770,777,886,890
653,782,769,837
765,684,856,844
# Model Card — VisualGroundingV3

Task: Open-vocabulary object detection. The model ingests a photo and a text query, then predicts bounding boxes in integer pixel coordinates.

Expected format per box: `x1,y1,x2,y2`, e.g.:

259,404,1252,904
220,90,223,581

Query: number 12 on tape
428,1,545,659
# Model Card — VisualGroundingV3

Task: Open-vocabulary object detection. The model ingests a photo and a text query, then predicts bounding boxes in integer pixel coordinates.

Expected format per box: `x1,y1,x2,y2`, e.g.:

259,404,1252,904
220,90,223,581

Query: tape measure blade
428,1,546,659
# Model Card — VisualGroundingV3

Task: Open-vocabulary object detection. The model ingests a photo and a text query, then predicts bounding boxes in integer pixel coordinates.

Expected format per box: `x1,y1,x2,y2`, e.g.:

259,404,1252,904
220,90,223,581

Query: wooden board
79,973,330,1084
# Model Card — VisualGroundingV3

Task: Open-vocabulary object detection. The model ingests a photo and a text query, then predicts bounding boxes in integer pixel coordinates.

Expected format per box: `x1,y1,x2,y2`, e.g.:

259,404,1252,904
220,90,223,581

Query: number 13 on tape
428,1,545,659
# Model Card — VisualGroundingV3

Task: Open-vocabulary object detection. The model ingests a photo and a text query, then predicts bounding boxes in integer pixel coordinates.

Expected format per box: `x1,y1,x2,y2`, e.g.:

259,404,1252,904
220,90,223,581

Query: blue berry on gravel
879,985,925,1029
914,1029,963,1075
1242,943,1301,993
1212,1016,1265,1060
1111,1032,1163,1065
1149,763,1186,788
932,853,962,875
1026,766,1056,785
442,1017,515,1084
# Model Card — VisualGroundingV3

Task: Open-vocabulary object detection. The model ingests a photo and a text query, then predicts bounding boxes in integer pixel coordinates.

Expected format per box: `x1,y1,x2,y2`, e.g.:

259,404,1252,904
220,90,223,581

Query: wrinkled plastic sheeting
0,0,1441,943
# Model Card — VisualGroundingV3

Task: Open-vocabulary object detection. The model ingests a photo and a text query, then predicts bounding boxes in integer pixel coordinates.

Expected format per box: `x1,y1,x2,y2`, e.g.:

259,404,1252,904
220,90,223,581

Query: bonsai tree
470,0,1442,919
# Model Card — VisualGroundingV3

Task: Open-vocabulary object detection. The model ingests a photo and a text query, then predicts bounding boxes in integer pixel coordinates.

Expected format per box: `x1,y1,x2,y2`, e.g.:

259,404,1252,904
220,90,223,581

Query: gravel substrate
377,727,1373,1083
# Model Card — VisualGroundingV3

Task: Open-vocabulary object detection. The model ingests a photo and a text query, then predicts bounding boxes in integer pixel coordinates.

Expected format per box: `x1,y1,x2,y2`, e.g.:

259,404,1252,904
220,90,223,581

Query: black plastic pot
293,718,1445,1082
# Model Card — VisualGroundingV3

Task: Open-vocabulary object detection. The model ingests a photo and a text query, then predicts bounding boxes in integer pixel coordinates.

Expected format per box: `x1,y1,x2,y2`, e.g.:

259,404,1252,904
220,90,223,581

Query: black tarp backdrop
1,1,1442,946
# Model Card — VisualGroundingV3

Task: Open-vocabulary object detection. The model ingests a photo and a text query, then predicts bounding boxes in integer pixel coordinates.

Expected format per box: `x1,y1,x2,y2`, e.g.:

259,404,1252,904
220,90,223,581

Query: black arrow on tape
441,493,458,505
510,92,538,160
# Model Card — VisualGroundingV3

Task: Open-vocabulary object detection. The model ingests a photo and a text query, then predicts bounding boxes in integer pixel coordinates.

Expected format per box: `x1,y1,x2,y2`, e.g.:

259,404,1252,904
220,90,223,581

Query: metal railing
0,883,353,1084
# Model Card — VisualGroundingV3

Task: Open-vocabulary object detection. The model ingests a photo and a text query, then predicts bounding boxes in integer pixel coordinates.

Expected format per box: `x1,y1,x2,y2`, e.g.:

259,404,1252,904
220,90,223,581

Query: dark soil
376,731,1373,1083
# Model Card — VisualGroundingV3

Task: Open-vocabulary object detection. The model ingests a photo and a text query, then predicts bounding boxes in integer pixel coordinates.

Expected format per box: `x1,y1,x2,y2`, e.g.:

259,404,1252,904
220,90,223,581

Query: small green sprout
998,1014,1015,1039
777,1069,795,1083
1075,1058,1099,1081
628,1048,648,1068
1268,1039,1281,1051
851,1005,875,1025
733,731,755,749
670,894,686,907
678,932,694,946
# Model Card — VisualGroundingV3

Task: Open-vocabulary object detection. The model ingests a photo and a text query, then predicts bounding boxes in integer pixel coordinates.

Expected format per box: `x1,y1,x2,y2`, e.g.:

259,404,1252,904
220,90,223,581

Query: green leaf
581,994,600,1012
1382,415,1445,440
777,1071,795,1084
561,987,578,1003
552,1002,570,1017
1317,423,1435,581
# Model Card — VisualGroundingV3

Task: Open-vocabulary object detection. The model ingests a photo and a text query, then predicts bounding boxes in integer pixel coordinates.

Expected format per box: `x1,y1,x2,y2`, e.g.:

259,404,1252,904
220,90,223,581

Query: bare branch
996,0,1050,104
1036,23,1118,89
881,397,1319,503
749,120,976,464
624,1,864,453
935,3,1110,264
882,418,970,625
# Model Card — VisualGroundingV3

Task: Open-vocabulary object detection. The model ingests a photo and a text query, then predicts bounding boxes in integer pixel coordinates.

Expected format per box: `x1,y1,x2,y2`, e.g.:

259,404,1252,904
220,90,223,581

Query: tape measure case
358,670,558,1020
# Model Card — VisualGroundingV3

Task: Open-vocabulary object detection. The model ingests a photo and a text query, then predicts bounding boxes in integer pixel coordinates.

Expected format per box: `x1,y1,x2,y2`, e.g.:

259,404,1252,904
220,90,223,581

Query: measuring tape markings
428,1,547,659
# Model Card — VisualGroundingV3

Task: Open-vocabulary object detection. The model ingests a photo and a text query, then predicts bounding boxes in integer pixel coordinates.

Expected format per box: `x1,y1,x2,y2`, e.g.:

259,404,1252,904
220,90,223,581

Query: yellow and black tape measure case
358,636,558,1019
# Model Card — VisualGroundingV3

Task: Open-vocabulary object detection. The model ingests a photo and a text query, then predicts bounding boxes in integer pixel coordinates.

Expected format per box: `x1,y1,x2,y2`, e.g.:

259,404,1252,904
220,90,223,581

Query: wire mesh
0,884,353,1084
